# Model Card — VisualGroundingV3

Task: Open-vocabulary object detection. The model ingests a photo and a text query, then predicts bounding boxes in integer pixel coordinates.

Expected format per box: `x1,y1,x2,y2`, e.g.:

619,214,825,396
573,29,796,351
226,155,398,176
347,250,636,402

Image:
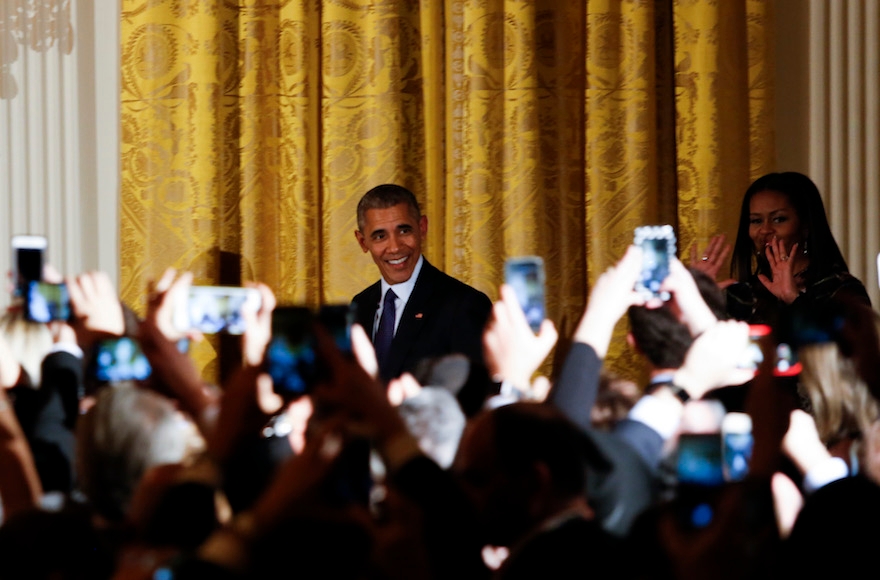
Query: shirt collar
380,254,424,304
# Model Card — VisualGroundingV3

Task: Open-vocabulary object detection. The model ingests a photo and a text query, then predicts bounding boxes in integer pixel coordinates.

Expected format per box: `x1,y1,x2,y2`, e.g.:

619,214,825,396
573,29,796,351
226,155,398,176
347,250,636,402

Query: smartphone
24,281,71,323
267,306,320,399
11,235,47,297
172,285,261,335
634,225,676,301
90,336,152,382
317,303,356,356
676,432,725,488
721,412,753,482
739,324,803,376
504,256,546,333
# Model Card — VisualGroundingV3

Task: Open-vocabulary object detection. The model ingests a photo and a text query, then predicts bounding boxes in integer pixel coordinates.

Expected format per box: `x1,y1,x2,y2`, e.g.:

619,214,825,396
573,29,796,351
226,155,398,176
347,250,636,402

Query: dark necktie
374,289,397,374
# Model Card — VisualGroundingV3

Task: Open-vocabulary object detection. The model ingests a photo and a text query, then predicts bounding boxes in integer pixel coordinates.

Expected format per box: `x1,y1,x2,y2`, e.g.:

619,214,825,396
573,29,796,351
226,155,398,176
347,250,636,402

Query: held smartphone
267,306,320,399
172,285,261,335
721,412,753,482
634,225,676,301
24,281,71,323
11,234,47,297
504,256,546,333
676,432,725,488
675,432,725,530
317,303,356,356
90,336,152,382
738,324,802,377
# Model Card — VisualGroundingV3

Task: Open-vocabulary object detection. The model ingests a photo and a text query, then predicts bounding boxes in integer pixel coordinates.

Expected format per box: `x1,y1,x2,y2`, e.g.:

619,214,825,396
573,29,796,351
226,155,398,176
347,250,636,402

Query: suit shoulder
429,266,491,305
352,281,381,304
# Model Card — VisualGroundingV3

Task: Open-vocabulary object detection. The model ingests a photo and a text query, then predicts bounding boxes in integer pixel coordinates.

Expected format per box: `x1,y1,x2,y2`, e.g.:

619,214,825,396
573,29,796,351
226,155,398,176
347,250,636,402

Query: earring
803,239,809,255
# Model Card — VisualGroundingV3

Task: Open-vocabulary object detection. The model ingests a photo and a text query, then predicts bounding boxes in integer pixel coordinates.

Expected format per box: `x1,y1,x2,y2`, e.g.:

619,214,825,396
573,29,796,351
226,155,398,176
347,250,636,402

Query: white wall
0,0,118,311
775,0,880,307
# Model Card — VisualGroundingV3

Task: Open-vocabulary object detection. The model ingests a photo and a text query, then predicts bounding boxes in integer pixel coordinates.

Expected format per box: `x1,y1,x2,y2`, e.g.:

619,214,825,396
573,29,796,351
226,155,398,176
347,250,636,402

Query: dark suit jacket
352,259,492,384
547,342,658,538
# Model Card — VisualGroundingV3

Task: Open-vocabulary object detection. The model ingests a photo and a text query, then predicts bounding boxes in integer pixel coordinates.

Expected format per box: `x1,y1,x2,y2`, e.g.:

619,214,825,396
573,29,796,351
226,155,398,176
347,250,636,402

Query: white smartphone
721,412,753,482
634,225,676,301
172,285,262,335
11,234,48,297
504,256,546,333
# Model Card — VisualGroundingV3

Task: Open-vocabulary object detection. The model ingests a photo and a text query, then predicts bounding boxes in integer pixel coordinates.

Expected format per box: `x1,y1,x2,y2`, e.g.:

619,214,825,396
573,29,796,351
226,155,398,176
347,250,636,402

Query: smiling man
352,184,492,396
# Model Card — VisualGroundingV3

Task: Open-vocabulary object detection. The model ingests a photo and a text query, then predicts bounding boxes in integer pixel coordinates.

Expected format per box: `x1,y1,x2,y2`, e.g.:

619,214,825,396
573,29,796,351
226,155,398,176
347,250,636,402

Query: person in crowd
779,299,880,576
351,184,493,412
723,171,871,325
789,297,880,480
455,401,628,579
481,247,743,538
591,370,640,431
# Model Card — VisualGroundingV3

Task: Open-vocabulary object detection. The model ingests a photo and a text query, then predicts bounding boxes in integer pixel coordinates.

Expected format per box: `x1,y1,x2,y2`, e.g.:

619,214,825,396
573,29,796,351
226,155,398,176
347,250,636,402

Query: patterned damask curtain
120,0,773,382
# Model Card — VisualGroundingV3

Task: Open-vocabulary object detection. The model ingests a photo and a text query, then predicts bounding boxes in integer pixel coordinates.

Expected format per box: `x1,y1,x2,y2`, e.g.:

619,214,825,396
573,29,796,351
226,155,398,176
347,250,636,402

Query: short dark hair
730,172,849,283
627,267,728,369
356,184,421,232
490,402,591,499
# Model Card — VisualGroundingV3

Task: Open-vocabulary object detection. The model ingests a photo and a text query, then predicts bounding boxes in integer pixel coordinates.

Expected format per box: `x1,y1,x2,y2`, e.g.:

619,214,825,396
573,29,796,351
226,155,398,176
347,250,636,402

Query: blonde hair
799,343,880,446
0,308,53,386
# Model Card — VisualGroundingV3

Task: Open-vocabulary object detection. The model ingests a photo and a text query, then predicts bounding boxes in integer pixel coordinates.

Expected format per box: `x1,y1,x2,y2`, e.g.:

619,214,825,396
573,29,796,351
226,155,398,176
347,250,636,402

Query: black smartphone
504,256,546,333
11,234,47,297
24,281,71,323
90,336,153,382
317,303,356,356
634,225,676,301
172,285,261,335
674,432,725,529
267,306,319,399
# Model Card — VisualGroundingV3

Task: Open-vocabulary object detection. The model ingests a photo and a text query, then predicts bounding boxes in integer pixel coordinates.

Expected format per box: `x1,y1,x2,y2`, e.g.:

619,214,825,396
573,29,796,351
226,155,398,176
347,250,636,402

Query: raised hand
240,282,276,368
757,237,800,303
689,234,734,287
483,284,558,391
662,258,718,336
672,320,755,400
66,270,125,346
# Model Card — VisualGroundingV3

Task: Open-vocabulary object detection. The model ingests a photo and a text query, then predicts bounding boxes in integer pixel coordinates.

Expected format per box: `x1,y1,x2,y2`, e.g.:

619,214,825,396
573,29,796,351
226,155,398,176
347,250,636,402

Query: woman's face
748,189,805,256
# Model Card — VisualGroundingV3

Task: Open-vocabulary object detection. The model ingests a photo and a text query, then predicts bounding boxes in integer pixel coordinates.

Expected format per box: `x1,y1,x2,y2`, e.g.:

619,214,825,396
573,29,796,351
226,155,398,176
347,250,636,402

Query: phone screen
504,256,546,333
24,281,71,323
91,337,153,382
176,286,261,335
267,306,319,399
676,433,724,487
317,303,355,356
634,225,676,301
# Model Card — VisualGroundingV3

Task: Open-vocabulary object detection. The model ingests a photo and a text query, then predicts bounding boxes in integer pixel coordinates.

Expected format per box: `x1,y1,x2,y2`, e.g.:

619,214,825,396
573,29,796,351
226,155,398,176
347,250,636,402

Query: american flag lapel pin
415,313,424,319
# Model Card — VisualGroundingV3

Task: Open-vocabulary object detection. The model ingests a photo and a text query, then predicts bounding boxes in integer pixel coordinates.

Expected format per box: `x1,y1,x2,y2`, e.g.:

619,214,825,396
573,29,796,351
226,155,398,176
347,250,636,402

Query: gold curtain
120,0,774,383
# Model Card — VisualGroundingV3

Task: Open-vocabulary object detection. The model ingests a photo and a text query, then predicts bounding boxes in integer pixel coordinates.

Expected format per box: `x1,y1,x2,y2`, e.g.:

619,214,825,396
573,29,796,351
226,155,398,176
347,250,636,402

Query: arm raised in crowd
138,268,225,439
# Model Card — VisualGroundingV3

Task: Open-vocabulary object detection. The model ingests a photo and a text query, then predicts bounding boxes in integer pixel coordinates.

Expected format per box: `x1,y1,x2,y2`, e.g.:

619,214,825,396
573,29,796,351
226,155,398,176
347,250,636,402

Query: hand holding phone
172,286,262,335
634,225,676,301
504,256,546,333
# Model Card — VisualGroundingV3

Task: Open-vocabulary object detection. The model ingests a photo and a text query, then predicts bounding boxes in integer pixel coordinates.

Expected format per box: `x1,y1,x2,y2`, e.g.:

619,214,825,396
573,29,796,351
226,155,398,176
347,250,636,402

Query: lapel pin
415,313,424,319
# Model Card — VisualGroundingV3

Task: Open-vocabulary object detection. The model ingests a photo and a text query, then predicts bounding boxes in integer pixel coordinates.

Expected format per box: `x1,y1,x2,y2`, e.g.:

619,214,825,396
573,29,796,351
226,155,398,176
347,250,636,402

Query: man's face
355,203,427,285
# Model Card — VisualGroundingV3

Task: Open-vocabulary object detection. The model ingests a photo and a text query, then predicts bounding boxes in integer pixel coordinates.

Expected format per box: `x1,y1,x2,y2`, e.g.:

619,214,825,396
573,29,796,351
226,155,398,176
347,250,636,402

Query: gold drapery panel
121,0,774,383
